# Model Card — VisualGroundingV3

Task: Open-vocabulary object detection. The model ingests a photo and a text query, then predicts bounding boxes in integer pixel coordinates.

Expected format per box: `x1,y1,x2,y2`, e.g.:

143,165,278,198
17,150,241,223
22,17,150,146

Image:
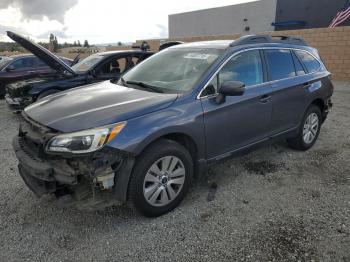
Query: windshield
0,57,13,70
71,54,104,72
120,48,223,93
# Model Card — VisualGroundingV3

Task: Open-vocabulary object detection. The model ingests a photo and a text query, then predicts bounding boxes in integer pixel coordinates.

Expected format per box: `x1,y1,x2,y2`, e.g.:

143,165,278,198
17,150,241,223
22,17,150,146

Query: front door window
202,50,263,97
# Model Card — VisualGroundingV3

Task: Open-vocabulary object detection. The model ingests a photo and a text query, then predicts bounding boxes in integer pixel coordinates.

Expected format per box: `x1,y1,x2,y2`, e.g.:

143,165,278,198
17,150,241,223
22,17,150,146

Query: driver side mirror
6,65,15,72
216,81,245,104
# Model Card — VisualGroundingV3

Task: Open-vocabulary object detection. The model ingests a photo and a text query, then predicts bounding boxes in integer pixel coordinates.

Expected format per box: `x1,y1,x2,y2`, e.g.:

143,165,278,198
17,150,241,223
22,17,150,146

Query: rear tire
37,89,60,100
128,139,193,217
287,105,322,151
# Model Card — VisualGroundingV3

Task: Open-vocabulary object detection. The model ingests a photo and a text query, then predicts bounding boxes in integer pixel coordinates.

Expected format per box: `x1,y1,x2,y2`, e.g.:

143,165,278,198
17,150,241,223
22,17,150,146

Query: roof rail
230,35,308,47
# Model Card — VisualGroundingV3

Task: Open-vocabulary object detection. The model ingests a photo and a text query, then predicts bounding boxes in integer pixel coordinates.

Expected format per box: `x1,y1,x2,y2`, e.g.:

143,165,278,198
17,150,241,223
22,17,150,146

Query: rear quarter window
295,50,322,73
264,49,296,81
291,52,306,76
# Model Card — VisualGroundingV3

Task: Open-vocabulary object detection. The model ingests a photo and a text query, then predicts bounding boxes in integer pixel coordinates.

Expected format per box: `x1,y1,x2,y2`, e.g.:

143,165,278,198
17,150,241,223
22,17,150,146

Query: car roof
172,40,233,50
170,35,311,51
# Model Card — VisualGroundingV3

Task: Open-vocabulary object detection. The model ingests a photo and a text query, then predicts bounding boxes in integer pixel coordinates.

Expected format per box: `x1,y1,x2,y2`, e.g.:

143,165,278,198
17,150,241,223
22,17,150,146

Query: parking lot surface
0,82,349,262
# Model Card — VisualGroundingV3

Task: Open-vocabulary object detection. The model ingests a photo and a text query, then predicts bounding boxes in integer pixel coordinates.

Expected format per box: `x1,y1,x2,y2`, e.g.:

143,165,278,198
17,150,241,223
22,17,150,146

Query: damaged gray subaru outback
13,35,333,217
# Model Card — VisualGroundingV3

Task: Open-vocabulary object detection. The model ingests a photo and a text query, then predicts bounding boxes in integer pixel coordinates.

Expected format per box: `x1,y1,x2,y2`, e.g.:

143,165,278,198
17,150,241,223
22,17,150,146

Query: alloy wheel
303,112,319,144
143,156,186,207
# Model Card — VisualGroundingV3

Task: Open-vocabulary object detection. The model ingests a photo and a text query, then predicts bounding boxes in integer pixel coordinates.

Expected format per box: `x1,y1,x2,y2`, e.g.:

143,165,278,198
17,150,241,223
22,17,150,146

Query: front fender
107,98,206,160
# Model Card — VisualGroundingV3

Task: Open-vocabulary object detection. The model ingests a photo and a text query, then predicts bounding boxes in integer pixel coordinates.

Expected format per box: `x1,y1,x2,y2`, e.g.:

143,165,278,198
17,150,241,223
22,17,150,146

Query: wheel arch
311,98,325,113
310,98,328,122
115,132,200,202
137,132,199,163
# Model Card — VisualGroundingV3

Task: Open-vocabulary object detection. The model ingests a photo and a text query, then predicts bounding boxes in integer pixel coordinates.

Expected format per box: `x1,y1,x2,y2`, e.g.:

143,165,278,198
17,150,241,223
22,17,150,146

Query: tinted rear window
265,49,296,81
295,50,321,73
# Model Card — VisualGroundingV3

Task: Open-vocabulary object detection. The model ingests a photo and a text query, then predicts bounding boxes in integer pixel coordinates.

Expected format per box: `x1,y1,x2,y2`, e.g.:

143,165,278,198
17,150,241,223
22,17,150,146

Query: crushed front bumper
13,135,135,210
13,136,78,196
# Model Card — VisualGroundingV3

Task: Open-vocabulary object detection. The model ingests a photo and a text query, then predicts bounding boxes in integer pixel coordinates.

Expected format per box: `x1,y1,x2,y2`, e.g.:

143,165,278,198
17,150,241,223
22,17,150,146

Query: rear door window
131,55,141,65
264,49,296,81
295,50,321,73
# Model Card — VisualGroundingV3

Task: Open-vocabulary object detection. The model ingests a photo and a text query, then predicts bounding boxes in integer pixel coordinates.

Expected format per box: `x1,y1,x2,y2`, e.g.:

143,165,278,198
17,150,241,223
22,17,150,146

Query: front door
200,49,273,160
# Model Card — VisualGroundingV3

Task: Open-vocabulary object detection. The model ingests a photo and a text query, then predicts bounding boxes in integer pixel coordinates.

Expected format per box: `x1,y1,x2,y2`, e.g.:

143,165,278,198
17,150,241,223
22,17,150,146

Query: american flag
329,0,350,28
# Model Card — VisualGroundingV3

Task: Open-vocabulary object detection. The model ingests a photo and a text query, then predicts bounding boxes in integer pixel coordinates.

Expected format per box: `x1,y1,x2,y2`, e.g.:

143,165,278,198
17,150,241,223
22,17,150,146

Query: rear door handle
259,94,271,103
303,82,312,89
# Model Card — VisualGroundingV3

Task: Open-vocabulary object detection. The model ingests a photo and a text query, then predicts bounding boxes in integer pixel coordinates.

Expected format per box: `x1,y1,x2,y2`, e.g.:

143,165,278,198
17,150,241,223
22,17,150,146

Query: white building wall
169,0,277,38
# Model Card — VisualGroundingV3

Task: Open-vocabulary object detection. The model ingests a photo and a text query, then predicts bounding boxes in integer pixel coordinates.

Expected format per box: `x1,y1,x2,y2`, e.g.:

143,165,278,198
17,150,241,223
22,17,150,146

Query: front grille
19,114,57,159
18,136,44,162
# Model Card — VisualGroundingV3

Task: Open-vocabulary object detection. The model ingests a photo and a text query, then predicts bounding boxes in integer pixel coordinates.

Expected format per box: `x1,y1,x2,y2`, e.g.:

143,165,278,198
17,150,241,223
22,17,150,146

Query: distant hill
94,42,133,47
0,42,25,52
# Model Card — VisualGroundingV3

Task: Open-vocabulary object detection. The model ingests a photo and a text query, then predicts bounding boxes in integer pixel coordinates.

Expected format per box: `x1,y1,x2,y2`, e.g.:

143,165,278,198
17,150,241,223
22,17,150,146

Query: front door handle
259,94,271,103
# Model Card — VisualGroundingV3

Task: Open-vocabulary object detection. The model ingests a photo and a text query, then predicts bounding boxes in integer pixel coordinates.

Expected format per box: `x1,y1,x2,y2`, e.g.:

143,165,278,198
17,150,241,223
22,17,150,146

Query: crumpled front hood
24,81,178,132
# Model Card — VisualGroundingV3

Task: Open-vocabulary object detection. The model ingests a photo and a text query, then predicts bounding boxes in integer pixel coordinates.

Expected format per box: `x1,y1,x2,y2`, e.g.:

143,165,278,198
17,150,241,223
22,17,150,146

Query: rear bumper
322,98,333,122
325,98,333,112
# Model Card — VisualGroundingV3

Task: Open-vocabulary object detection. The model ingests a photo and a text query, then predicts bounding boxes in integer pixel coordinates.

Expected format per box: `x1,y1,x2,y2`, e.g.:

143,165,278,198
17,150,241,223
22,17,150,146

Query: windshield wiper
126,80,164,93
116,76,127,86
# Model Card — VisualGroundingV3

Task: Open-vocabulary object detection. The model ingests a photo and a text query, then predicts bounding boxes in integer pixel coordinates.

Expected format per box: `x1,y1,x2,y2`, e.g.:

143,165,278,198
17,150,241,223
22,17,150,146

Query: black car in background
0,54,73,97
4,31,155,110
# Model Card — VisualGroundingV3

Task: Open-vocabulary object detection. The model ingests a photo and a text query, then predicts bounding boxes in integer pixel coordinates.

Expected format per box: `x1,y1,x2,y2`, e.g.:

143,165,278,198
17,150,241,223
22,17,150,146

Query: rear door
200,49,273,160
264,49,306,135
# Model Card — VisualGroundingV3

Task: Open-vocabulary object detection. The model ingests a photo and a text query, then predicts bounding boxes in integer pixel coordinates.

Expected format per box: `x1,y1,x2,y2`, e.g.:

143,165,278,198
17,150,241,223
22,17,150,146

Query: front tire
287,105,322,151
128,139,193,217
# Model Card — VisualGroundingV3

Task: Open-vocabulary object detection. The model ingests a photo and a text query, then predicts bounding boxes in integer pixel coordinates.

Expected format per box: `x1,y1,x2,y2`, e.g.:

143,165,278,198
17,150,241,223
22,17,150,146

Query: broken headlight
46,122,126,154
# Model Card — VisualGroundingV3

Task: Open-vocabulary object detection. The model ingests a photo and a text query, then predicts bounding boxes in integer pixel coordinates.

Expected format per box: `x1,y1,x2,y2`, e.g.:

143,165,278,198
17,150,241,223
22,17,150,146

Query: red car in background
0,54,74,97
